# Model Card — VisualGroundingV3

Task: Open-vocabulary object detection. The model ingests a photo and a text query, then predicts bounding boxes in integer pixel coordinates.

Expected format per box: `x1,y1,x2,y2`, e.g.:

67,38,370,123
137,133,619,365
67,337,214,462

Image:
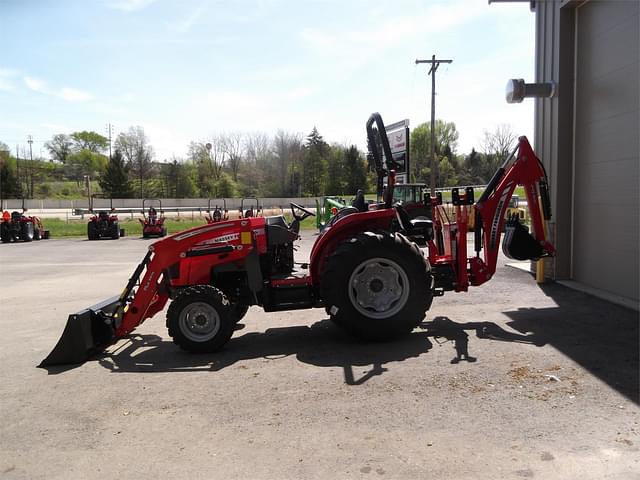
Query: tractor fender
309,208,396,286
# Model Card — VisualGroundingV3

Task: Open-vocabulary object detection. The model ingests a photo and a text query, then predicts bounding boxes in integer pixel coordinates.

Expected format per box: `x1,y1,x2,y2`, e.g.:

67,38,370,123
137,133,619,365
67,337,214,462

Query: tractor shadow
502,282,639,404
96,320,433,385
93,316,541,385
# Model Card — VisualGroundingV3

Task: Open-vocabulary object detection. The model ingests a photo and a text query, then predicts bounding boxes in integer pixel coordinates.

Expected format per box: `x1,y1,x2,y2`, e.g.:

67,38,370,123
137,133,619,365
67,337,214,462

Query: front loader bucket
39,296,120,367
502,215,544,261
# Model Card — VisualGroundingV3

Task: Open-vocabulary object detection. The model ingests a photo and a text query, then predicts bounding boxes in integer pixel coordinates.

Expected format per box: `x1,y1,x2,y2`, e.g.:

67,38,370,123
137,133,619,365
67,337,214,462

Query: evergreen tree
99,150,134,198
343,145,368,195
302,126,328,196
324,145,344,195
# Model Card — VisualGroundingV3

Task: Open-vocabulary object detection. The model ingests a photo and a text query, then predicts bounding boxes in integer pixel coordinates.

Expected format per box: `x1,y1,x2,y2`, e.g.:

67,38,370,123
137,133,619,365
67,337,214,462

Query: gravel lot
0,232,638,479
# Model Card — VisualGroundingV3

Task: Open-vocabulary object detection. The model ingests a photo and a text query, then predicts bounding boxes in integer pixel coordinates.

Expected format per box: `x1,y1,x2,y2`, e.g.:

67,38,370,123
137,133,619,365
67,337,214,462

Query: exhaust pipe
39,296,120,367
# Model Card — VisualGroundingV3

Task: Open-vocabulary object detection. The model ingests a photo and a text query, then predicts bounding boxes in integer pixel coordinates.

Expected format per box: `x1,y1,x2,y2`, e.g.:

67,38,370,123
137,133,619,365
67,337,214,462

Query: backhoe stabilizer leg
38,296,120,367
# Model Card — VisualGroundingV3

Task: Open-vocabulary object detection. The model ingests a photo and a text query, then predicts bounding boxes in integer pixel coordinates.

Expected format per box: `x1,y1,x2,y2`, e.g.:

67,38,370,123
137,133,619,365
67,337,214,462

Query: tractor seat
394,206,433,241
265,215,298,246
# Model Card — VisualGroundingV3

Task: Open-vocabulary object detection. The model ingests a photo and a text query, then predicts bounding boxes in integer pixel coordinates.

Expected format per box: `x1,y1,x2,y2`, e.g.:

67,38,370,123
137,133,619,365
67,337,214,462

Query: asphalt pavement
0,231,637,479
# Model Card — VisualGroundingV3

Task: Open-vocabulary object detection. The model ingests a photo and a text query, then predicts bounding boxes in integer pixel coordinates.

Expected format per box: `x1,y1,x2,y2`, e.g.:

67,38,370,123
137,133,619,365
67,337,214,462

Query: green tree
215,172,237,197
1,145,20,200
325,145,344,195
410,120,459,186
162,158,196,198
99,150,134,198
66,149,109,185
438,157,458,187
70,131,109,153
45,134,73,163
302,126,328,196
344,145,368,195
115,126,154,198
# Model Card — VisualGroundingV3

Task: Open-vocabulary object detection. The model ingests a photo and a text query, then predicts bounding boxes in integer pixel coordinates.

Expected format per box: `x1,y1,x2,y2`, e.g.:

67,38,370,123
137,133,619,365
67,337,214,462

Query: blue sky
0,0,535,161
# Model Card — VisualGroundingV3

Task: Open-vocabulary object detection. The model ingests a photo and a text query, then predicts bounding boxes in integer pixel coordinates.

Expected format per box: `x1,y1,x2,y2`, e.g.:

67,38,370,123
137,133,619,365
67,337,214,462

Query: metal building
498,0,639,309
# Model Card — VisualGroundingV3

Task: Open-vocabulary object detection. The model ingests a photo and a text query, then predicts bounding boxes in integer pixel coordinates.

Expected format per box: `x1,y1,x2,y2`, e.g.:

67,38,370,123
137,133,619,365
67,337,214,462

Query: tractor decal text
489,182,514,250
143,271,156,292
172,223,233,241
198,233,240,245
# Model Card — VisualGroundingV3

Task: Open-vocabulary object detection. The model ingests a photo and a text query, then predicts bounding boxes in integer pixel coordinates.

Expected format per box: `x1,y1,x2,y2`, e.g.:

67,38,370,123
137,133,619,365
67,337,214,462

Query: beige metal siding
533,1,574,279
573,1,639,302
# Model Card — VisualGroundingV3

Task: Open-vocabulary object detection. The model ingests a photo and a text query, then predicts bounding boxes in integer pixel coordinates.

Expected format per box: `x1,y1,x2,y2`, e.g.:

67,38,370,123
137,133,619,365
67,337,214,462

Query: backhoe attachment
502,213,545,261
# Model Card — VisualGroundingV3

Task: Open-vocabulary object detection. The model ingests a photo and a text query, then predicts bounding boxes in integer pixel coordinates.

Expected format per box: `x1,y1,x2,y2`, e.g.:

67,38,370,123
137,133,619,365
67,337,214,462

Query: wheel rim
178,301,221,342
348,257,410,319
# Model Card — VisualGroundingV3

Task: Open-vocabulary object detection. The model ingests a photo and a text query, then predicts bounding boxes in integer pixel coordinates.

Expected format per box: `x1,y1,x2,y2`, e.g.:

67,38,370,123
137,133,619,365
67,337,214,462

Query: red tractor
240,197,261,219
205,199,229,224
1,209,48,243
88,209,121,240
139,199,167,238
41,113,555,366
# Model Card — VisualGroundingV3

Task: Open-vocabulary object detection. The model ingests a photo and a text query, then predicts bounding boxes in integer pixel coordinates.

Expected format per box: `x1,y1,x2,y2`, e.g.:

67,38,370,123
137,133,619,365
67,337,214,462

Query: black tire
166,285,235,353
21,222,34,242
321,231,433,340
87,222,99,240
231,303,249,323
160,227,167,237
111,222,120,240
1,223,10,243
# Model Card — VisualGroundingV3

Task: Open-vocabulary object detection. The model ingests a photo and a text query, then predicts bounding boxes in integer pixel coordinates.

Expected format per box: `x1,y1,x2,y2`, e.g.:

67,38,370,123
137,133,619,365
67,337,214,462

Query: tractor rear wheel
20,222,34,242
110,222,120,240
166,285,235,353
87,222,99,240
321,232,433,340
1,223,10,243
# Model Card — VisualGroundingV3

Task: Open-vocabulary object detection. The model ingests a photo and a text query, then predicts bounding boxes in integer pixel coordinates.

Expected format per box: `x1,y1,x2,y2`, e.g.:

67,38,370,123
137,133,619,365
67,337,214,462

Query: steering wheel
290,202,316,221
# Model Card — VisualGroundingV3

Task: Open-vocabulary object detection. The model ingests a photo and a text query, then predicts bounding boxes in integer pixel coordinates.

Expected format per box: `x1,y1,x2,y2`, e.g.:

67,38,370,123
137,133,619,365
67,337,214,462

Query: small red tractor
41,113,555,366
139,199,167,238
1,208,48,243
88,209,120,240
240,197,261,219
205,199,229,224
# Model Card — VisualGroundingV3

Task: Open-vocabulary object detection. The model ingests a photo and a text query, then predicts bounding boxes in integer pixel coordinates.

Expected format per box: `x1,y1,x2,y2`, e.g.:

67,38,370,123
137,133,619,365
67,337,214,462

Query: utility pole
27,135,34,198
105,123,113,160
415,55,452,196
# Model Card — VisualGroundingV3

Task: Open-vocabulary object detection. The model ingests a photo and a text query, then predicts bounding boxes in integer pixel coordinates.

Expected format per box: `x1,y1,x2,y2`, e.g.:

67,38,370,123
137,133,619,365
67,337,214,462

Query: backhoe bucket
39,296,120,367
502,215,544,261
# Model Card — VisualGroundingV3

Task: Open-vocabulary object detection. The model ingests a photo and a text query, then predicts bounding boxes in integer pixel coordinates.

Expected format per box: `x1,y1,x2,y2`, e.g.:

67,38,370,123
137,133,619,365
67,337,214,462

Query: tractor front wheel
231,302,249,323
166,285,235,353
321,232,433,340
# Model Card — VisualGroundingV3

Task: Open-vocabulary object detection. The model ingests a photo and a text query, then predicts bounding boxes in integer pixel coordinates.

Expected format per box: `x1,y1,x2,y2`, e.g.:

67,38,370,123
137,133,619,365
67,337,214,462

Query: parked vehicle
139,199,167,238
1,209,49,243
41,112,555,366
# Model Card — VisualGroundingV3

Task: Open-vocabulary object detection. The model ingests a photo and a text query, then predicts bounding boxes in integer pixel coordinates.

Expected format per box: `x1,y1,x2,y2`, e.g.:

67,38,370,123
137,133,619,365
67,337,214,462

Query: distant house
494,0,639,309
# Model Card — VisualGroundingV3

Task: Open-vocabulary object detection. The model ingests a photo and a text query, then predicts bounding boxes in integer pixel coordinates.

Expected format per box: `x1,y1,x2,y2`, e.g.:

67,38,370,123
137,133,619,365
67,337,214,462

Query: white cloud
24,76,48,94
60,88,92,102
23,76,92,102
105,0,156,12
